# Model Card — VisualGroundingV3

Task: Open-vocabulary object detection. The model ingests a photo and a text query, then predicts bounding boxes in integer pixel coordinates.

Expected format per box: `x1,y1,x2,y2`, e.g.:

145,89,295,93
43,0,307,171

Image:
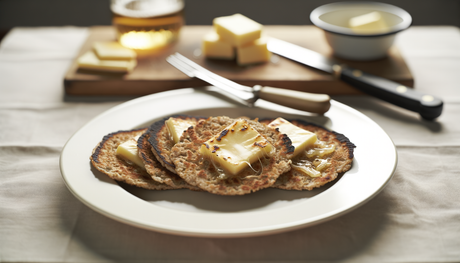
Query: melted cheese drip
292,140,335,178
268,117,317,157
200,119,274,176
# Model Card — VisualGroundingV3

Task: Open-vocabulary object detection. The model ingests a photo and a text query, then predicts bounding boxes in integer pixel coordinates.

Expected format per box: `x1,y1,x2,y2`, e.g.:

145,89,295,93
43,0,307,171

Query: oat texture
147,115,204,174
137,130,201,191
264,119,356,190
90,128,172,190
170,116,294,195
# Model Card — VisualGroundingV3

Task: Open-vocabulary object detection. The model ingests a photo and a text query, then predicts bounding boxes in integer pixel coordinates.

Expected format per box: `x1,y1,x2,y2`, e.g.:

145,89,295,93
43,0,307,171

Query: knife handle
338,66,443,120
255,85,331,114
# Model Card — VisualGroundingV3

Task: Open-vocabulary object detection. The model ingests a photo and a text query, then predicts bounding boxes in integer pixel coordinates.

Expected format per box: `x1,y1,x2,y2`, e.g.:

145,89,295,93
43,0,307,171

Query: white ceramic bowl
310,1,412,61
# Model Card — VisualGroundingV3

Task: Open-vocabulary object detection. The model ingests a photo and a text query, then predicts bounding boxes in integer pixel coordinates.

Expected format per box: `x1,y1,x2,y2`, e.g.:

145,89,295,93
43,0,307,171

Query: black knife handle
339,66,443,120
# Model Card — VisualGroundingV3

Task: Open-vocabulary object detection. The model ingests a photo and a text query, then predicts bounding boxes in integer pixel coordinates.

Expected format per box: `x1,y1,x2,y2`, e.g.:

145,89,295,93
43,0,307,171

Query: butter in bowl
310,1,412,61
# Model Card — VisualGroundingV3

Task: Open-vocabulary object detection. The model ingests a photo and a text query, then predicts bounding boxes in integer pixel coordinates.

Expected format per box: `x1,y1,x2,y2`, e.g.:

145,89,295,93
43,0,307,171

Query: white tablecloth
1,26,460,262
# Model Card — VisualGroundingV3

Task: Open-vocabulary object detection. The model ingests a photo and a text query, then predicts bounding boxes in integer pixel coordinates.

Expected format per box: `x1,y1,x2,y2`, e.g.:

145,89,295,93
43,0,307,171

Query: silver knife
267,38,443,120
167,52,331,114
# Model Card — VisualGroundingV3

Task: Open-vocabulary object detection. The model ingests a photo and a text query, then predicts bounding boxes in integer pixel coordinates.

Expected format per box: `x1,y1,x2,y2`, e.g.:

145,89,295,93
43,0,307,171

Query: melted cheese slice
200,119,273,175
349,11,389,34
93,41,137,60
213,13,262,47
268,117,317,157
77,51,137,73
116,135,144,168
165,117,196,144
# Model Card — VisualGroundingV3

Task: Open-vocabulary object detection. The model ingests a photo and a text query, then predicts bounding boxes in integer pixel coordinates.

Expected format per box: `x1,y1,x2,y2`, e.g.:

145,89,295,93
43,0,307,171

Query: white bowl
310,1,412,61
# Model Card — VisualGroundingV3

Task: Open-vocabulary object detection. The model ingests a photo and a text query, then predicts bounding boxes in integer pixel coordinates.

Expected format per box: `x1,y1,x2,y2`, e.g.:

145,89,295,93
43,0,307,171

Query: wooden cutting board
64,25,414,96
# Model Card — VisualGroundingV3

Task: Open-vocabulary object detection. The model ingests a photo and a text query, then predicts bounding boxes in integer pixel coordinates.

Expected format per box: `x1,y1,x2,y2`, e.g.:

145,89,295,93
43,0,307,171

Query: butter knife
167,53,331,114
267,38,443,120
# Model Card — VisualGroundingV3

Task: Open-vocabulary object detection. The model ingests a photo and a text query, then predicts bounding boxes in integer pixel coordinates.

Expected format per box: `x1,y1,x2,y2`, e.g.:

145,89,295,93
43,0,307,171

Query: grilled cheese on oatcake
262,118,355,190
147,115,205,174
169,116,294,195
90,128,173,190
137,129,201,191
90,116,355,194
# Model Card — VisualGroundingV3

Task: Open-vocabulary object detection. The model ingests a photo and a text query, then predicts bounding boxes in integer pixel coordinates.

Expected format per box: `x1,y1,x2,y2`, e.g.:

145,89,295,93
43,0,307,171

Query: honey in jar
111,0,184,50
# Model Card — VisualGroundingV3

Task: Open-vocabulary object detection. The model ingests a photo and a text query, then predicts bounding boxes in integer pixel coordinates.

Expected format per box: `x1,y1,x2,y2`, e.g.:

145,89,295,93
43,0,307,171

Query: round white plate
60,87,397,238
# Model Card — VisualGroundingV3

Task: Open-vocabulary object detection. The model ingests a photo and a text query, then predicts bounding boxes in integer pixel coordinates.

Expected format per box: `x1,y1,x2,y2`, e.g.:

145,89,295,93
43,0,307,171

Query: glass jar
110,0,184,50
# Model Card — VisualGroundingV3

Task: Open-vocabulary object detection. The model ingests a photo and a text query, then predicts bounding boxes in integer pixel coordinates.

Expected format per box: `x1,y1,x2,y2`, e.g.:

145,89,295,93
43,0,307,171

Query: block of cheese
202,31,235,59
349,11,389,34
116,135,145,168
77,50,137,73
200,119,274,175
165,117,197,144
236,37,271,65
213,13,262,47
268,118,317,157
93,41,137,60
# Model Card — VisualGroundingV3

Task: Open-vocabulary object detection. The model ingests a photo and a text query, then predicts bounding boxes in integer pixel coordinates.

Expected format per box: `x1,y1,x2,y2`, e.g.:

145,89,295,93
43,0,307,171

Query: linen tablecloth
1,26,460,262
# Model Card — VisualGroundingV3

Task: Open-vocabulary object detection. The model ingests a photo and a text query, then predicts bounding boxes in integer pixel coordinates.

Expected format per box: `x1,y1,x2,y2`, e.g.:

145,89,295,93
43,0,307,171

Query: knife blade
267,38,443,120
167,52,331,114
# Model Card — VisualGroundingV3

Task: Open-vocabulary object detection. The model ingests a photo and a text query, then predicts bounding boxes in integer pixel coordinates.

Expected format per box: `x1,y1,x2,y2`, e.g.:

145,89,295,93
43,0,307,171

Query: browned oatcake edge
261,118,355,191
137,129,202,191
147,115,205,174
90,128,173,190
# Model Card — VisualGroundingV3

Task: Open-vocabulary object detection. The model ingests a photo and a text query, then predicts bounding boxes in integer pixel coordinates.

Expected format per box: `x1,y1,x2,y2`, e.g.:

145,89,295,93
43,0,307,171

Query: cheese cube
268,118,317,157
165,117,197,144
213,13,262,47
349,11,389,34
202,31,235,59
77,50,137,73
93,41,137,60
116,135,145,168
237,37,271,65
200,119,274,175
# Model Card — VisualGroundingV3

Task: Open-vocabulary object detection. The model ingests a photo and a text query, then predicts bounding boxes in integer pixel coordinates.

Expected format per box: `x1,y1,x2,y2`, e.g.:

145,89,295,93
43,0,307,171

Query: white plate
60,87,397,238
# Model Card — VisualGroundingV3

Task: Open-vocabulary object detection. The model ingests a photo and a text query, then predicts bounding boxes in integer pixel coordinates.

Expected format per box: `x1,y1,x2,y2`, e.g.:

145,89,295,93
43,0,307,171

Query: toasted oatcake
137,130,201,191
170,116,294,195
262,119,355,190
90,128,172,190
147,115,205,174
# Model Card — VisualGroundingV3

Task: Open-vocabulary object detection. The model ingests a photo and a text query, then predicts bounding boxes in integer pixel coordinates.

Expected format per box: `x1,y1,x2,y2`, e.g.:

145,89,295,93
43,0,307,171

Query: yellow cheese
165,117,196,144
291,140,334,178
202,31,235,60
116,135,144,168
93,41,137,60
77,50,137,73
349,11,389,34
200,119,274,175
213,13,262,47
268,117,317,157
291,165,321,177
306,141,335,158
236,37,271,65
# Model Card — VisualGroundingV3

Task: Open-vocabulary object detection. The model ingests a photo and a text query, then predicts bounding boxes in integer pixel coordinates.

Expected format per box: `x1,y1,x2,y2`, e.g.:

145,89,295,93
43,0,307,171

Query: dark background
1,0,459,40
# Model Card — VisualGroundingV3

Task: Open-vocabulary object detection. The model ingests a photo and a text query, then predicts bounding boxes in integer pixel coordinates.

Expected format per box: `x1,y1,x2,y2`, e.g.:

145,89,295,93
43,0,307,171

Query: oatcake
147,115,205,174
90,128,172,190
263,119,355,191
137,130,201,191
170,116,294,195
